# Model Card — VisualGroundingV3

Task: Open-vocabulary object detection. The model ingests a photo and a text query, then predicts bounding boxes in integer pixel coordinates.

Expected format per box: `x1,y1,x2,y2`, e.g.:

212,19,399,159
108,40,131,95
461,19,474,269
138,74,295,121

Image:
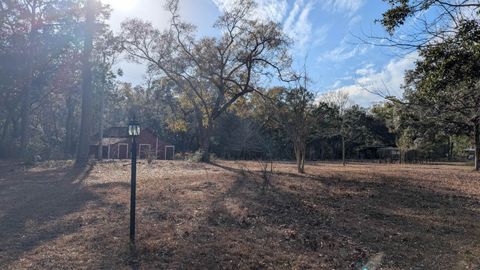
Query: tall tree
0,0,87,159
18,0,39,157
76,0,97,166
401,20,480,169
320,91,351,166
260,87,314,173
121,0,292,162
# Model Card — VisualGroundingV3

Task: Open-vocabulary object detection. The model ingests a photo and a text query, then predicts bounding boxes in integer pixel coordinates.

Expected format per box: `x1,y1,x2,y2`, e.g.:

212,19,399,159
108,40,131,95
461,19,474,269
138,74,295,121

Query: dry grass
0,160,479,269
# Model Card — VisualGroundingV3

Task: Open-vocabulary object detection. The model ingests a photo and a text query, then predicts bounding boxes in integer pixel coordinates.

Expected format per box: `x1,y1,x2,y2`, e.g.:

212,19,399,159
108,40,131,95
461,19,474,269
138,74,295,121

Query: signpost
128,120,140,242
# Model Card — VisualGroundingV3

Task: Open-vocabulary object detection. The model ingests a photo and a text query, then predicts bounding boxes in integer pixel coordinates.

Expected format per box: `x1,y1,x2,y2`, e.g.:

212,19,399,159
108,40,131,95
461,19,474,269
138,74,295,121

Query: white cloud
321,0,364,16
312,25,330,46
283,0,302,32
212,0,239,11
255,0,288,22
212,0,288,22
348,15,362,26
283,0,315,54
355,64,375,76
320,46,356,62
331,80,342,88
214,0,323,56
326,52,418,107
319,40,369,63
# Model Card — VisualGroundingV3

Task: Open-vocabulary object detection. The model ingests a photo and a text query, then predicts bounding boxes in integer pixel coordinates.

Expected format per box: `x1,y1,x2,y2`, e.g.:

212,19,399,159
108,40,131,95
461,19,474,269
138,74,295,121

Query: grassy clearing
0,160,479,269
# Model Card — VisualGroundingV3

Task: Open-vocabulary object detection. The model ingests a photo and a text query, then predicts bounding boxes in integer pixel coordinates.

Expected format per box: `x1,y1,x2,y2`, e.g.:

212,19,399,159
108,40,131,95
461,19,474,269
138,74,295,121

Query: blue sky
105,0,419,107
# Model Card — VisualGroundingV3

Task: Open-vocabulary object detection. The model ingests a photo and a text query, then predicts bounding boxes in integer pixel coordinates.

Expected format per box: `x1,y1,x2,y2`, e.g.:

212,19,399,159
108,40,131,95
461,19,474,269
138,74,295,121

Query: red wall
90,128,174,160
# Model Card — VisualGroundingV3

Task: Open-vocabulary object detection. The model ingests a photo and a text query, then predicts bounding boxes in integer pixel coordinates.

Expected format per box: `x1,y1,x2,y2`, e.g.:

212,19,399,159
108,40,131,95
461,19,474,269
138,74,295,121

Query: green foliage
378,0,480,53
451,135,471,158
120,0,292,162
380,0,412,34
1,0,475,165
403,20,480,133
0,0,115,160
393,20,480,164
188,151,205,163
380,0,480,35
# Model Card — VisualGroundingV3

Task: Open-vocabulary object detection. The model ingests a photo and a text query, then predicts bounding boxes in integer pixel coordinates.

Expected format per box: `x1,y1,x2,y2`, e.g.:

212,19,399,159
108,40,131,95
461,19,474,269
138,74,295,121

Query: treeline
0,0,478,171
0,0,119,164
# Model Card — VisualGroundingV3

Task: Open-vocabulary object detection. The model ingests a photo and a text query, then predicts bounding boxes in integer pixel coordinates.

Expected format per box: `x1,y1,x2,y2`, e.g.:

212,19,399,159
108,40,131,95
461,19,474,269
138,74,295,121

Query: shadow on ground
154,162,480,269
0,164,96,266
1,161,479,269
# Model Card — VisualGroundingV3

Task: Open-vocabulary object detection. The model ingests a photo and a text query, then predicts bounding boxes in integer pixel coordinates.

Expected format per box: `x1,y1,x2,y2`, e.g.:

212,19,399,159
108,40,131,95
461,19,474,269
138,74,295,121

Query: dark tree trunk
3,106,17,145
199,135,210,162
342,135,346,166
98,77,105,161
20,87,31,156
475,123,480,171
64,95,75,158
448,136,453,161
20,0,38,157
199,123,212,162
294,141,306,174
0,117,10,147
193,106,212,163
75,0,96,166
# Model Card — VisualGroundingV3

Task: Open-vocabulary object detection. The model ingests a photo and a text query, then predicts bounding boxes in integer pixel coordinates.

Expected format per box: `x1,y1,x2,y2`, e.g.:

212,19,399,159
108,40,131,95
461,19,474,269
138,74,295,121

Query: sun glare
102,0,137,11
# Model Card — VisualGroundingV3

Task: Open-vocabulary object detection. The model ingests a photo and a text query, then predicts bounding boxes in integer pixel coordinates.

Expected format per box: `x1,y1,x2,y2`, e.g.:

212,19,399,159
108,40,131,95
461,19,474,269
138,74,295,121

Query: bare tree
359,0,480,50
120,0,292,162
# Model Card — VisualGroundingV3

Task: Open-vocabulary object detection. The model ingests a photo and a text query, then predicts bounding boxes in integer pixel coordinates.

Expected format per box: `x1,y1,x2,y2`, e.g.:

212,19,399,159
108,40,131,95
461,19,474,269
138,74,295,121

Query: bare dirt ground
0,160,479,269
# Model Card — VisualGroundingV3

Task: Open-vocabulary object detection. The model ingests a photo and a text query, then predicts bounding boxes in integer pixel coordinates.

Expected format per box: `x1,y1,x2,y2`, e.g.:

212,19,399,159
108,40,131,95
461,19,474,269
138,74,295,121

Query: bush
22,143,44,166
174,152,187,160
187,151,203,162
177,151,215,162
22,154,36,166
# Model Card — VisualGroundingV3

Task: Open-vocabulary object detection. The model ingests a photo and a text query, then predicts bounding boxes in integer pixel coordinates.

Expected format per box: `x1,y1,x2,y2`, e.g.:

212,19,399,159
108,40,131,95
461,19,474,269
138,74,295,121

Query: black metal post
130,136,137,242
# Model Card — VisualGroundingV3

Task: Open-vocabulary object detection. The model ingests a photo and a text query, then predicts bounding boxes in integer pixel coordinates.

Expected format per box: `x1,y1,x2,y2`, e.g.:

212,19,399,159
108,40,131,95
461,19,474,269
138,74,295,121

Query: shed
377,147,400,160
464,148,475,160
89,127,175,160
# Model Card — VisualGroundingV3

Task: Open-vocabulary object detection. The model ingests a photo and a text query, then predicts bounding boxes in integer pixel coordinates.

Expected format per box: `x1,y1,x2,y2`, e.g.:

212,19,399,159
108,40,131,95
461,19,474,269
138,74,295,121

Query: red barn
89,127,175,160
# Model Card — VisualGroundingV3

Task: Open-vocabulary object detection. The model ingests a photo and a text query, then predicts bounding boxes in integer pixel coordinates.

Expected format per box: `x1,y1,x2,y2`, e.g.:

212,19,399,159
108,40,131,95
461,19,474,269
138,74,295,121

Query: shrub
147,151,154,164
187,151,203,162
174,152,187,160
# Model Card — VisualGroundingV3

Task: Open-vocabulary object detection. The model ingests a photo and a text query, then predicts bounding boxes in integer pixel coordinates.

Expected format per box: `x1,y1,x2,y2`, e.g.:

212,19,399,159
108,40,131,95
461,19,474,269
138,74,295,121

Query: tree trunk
64,95,75,158
300,147,305,173
342,135,346,166
98,78,105,161
294,141,306,174
75,0,95,167
0,117,10,147
199,128,211,162
194,106,212,163
20,0,38,157
475,123,480,171
20,86,31,157
448,136,453,161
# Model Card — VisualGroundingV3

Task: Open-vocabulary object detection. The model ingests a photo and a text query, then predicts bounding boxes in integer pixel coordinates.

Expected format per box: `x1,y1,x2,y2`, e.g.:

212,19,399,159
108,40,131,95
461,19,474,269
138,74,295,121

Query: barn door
102,146,109,159
139,144,150,159
157,147,165,160
118,144,128,159
165,146,174,160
